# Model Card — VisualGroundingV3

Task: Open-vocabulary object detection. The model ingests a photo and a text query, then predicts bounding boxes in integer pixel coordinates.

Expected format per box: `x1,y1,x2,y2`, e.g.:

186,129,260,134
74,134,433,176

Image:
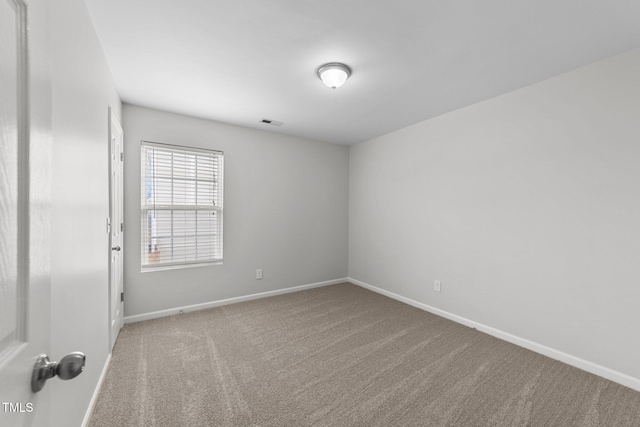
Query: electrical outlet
256,269,263,280
434,280,441,293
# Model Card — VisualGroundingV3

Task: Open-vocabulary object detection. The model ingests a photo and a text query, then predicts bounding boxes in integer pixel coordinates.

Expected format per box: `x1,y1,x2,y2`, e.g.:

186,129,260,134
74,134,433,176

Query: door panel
0,0,22,359
0,0,52,425
109,109,124,350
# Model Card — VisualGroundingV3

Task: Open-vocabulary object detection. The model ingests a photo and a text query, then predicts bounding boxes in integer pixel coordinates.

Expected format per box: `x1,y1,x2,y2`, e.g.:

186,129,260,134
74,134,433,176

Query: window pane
154,178,174,205
197,181,215,205
172,179,196,205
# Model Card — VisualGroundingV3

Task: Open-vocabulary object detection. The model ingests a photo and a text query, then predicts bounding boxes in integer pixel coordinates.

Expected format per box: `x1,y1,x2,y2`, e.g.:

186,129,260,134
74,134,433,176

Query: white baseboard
81,352,112,427
124,278,348,324
348,277,640,392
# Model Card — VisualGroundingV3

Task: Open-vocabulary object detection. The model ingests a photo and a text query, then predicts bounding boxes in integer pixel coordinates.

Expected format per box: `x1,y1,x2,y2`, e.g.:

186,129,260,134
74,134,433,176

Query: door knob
112,246,121,251
31,352,86,393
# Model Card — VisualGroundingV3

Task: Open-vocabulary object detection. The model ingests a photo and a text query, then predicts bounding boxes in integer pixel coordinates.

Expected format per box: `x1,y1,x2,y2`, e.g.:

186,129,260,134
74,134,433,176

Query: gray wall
50,0,122,425
123,105,349,317
349,49,640,381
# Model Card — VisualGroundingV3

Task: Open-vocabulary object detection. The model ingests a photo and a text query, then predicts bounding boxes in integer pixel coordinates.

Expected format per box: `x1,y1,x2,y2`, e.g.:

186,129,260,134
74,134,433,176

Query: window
141,141,223,270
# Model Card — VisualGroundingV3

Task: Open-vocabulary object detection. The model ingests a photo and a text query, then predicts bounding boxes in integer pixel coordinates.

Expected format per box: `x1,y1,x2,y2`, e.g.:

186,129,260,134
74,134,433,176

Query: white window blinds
140,141,223,270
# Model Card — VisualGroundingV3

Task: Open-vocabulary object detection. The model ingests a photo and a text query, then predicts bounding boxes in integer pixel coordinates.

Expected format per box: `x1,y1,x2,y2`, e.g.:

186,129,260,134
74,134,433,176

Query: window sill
141,261,223,273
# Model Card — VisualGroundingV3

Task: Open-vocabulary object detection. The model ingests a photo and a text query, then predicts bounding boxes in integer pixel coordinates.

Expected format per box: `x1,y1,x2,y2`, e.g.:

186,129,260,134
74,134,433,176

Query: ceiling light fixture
317,62,351,89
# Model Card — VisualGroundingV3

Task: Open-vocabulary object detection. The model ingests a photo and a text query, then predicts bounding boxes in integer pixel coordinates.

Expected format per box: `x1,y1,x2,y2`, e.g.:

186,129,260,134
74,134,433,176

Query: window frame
140,140,224,272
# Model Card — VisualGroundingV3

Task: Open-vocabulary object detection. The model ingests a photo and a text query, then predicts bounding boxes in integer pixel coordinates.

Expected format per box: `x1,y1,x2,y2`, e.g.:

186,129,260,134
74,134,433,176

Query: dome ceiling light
317,62,352,89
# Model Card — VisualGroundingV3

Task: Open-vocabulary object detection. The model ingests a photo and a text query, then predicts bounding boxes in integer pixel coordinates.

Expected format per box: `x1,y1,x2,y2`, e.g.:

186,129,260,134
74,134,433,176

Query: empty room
1,0,639,426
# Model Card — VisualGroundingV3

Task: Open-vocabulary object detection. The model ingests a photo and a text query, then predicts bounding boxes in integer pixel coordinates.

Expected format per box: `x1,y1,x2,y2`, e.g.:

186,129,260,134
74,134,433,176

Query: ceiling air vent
260,119,284,127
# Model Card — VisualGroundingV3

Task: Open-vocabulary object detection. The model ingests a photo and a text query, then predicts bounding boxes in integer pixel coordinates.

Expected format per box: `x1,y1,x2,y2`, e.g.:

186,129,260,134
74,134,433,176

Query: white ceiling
84,0,640,145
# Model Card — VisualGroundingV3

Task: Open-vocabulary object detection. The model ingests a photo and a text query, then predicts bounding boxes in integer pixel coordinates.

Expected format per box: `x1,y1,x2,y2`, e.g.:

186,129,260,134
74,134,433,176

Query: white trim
348,277,640,392
124,278,348,324
141,260,223,273
81,352,112,427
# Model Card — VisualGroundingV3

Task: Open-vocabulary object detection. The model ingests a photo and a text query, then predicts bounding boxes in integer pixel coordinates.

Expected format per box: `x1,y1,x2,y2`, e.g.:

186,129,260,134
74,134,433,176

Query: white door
109,108,124,350
0,0,53,425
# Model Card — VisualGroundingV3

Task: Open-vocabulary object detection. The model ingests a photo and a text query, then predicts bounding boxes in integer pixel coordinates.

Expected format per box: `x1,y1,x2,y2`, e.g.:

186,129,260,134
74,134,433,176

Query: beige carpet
89,283,640,426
